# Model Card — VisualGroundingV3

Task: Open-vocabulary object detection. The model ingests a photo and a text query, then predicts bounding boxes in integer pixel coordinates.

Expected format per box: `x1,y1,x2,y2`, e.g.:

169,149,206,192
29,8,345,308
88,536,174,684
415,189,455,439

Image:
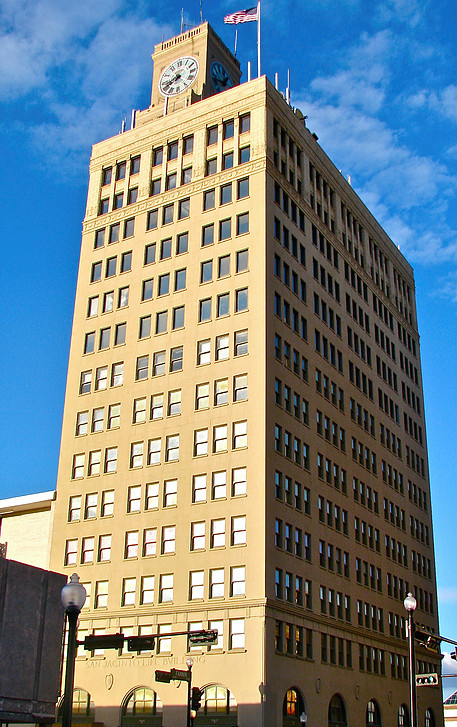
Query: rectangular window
232,467,247,496
144,243,156,264
235,287,248,311
191,522,205,550
231,515,246,545
217,292,230,317
145,483,159,510
233,420,247,448
165,434,179,462
178,198,190,219
168,389,181,415
210,568,225,598
222,151,233,170
196,383,210,410
162,525,176,554
125,531,139,558
229,619,245,649
141,576,155,604
213,425,228,453
221,183,232,205
192,474,207,503
94,580,108,608
215,378,229,405
194,428,209,456
211,518,226,548
231,566,246,596
155,311,168,333
235,329,248,355
237,213,249,235
65,539,78,565
172,306,185,330
163,478,178,506
219,218,232,241
136,355,149,381
104,447,117,473
202,224,214,246
122,577,136,606
216,334,229,360
190,570,204,600
234,374,248,401
200,297,212,322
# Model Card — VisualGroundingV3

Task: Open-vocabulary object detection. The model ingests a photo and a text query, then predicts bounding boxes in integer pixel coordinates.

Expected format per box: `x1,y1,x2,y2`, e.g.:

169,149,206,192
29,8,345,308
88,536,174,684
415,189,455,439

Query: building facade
0,490,55,569
49,22,443,727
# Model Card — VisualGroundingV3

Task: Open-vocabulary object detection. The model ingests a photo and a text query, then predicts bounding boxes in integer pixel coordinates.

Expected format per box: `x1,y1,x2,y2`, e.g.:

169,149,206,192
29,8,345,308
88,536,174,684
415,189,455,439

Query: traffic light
191,687,203,712
415,673,439,687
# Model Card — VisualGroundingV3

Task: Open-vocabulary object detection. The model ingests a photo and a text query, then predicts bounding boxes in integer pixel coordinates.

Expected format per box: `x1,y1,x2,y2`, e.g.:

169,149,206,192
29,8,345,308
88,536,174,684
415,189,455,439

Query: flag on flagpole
224,6,259,23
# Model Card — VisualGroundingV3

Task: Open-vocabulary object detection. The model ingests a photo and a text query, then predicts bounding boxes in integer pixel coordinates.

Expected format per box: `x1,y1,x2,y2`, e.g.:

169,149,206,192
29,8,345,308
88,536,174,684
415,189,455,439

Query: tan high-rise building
50,22,443,727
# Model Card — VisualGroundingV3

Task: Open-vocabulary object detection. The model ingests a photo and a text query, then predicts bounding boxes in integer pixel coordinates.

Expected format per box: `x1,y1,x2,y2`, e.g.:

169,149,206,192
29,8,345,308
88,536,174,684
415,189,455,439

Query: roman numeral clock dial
158,56,199,96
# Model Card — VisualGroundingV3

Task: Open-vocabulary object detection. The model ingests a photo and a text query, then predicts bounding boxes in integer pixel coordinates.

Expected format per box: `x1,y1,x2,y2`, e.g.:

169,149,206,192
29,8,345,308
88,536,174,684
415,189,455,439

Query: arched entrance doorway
328,693,347,727
121,687,163,727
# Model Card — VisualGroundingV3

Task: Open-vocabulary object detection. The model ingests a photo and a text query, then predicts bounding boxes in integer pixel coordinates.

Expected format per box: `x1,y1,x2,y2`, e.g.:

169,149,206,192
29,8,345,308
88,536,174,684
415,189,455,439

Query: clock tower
136,22,241,124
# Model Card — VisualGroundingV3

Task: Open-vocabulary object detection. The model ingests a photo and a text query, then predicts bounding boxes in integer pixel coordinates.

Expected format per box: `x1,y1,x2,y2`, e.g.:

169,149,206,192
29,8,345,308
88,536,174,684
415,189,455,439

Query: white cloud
375,0,426,28
292,22,457,267
442,652,457,674
0,0,173,172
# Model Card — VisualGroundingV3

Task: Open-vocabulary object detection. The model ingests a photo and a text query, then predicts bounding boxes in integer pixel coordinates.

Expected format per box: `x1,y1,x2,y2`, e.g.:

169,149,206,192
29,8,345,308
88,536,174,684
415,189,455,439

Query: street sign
170,668,191,682
188,629,218,644
127,636,156,652
416,673,439,686
155,670,172,683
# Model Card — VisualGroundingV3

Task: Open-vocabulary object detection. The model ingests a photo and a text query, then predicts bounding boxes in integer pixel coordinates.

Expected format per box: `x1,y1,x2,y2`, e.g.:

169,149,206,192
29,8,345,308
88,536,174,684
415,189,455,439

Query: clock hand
163,72,182,89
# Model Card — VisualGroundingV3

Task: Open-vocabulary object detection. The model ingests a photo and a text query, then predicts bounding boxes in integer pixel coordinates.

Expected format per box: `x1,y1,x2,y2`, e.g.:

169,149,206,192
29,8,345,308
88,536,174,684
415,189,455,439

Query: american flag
224,6,258,23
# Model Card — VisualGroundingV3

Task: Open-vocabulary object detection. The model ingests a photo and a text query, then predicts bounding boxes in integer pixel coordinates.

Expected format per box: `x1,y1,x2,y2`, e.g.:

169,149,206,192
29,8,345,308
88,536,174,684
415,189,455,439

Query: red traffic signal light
191,687,203,712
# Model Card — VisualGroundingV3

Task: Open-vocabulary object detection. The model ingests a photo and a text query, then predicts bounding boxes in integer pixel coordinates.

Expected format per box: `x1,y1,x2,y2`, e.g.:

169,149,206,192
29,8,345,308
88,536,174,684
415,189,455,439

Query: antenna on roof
200,0,203,22
286,68,290,104
181,8,184,33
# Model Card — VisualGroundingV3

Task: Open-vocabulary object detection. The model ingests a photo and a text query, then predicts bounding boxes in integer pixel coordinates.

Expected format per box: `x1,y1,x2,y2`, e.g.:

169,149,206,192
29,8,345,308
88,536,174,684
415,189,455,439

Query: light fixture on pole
186,656,194,727
61,574,87,727
404,592,417,727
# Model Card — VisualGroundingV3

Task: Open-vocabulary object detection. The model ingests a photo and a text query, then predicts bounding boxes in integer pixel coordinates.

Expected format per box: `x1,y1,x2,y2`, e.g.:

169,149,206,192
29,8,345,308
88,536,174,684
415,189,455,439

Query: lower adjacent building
49,21,443,727
0,490,55,569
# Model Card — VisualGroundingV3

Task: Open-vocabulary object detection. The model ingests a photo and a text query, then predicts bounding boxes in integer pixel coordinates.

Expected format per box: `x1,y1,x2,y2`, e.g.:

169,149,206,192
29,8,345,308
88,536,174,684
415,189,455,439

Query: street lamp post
186,657,193,727
61,574,87,727
404,592,418,727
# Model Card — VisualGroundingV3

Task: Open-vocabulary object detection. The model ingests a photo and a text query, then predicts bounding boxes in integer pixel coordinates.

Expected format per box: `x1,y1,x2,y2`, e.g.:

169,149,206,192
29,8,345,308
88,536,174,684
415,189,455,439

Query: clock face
159,56,199,97
211,62,233,93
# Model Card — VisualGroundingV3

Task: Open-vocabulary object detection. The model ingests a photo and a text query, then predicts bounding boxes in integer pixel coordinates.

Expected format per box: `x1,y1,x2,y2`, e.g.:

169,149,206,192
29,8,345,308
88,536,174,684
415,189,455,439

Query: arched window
398,704,409,727
283,688,306,726
366,700,382,727
57,688,94,723
328,694,347,727
121,688,162,727
425,708,435,727
194,685,237,725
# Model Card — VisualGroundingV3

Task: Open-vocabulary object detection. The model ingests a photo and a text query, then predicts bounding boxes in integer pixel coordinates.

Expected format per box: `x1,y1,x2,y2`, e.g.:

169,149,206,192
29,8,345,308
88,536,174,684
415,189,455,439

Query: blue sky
1,0,457,694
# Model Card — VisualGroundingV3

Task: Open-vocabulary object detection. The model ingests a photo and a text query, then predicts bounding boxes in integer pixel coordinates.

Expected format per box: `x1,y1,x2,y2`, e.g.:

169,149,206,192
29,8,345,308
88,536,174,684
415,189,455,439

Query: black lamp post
404,592,418,727
61,573,87,727
186,656,193,727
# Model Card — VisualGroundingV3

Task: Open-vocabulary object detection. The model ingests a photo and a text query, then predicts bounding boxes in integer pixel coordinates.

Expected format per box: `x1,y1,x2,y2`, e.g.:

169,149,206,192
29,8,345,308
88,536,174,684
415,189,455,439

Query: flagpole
234,28,238,56
257,0,261,76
